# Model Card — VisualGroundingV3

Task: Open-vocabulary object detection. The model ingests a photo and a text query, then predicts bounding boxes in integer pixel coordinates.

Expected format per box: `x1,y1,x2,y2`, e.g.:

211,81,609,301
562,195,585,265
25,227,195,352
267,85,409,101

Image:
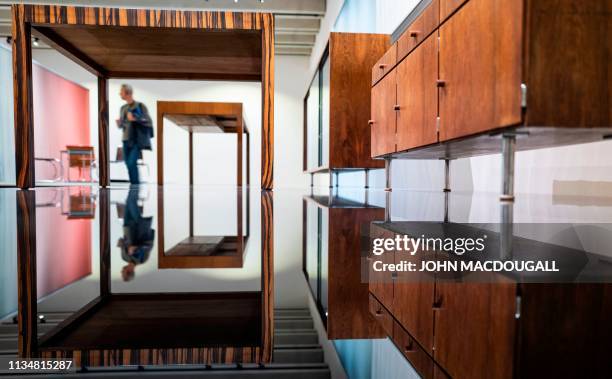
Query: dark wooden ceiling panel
34,25,262,80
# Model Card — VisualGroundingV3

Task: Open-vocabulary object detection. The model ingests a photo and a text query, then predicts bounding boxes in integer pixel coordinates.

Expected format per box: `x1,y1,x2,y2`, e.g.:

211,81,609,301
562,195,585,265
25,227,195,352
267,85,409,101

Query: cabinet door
438,0,522,142
393,249,435,354
368,224,395,311
370,70,397,157
433,281,516,379
396,33,438,152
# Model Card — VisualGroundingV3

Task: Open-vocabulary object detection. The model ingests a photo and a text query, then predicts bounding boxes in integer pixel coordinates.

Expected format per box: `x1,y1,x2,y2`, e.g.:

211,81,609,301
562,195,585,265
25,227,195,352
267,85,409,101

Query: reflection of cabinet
304,33,389,174
371,0,612,160
303,195,385,339
369,222,612,379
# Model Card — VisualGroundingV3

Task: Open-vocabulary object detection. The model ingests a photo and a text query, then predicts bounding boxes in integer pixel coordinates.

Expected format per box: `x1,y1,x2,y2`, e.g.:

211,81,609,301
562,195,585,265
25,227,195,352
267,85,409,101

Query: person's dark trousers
123,141,141,185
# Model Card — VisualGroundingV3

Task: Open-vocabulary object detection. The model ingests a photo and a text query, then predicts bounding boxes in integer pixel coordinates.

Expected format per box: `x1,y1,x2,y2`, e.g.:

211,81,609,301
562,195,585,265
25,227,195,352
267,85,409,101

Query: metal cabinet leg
335,171,339,188
329,170,334,188
310,173,314,188
364,169,370,189
385,191,391,222
384,158,392,192
501,134,516,201
443,159,451,193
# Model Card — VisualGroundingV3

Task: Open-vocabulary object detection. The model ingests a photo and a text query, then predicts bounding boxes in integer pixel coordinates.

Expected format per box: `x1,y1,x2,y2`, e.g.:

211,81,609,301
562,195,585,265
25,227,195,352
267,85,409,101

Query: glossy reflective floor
1,185,612,378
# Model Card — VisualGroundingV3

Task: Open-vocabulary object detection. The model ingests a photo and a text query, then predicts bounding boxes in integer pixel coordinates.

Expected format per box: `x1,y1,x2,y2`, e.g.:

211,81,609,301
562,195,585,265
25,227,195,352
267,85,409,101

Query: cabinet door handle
409,30,420,38
375,308,383,316
393,105,400,111
436,80,446,88
368,120,375,125
379,63,387,69
433,295,443,309
404,340,415,353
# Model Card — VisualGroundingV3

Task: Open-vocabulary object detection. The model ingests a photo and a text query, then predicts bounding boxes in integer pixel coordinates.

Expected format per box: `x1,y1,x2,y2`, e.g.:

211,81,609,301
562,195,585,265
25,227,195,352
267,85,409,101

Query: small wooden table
157,101,250,187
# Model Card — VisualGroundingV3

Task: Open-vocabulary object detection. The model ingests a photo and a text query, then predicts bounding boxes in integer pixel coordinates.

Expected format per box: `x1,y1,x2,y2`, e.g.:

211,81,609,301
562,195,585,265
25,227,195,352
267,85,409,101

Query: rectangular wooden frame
11,4,274,189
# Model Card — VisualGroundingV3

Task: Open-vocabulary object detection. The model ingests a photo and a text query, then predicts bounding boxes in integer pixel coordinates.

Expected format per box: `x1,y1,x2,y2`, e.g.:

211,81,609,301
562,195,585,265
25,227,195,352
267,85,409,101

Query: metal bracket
521,83,527,109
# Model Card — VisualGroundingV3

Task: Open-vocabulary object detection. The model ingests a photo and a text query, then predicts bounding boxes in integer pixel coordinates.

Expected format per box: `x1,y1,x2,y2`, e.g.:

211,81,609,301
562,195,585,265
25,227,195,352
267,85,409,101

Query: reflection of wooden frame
16,190,274,365
156,101,250,188
11,4,274,189
157,188,249,269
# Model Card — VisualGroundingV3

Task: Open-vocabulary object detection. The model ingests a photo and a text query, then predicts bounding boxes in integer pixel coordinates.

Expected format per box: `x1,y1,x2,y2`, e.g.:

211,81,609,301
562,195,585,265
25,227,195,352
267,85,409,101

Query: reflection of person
116,84,153,185
117,189,154,281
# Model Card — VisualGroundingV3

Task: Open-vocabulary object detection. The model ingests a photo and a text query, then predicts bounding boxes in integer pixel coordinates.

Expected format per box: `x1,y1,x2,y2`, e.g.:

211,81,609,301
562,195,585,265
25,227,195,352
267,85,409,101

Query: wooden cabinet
371,70,397,158
438,0,522,142
397,33,439,151
372,44,397,85
304,32,389,173
370,0,611,159
397,0,439,61
368,222,612,379
433,281,516,379
303,195,385,340
393,250,435,355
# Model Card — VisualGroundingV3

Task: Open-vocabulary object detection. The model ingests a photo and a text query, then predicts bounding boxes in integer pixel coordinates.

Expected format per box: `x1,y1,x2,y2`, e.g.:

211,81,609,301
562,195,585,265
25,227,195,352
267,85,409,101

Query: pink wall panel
33,64,90,181
36,189,92,299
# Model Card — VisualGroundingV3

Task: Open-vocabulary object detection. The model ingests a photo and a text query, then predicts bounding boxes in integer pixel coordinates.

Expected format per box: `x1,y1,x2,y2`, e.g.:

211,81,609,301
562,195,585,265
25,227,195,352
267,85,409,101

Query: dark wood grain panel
34,26,263,80
260,13,274,190
41,347,262,367
12,5,35,189
260,191,274,363
371,70,397,157
329,33,389,169
372,42,397,85
396,33,438,152
97,76,109,187
516,283,612,378
524,0,612,128
433,281,516,379
397,0,439,62
16,190,37,357
438,0,522,142
327,208,385,339
27,6,263,30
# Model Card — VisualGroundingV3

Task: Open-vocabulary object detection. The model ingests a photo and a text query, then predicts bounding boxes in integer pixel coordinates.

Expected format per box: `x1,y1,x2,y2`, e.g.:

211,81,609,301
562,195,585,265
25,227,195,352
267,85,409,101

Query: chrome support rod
384,158,392,192
335,171,339,188
385,191,391,222
500,201,514,260
329,170,334,188
501,134,516,201
443,159,451,193
364,168,369,189
310,173,314,188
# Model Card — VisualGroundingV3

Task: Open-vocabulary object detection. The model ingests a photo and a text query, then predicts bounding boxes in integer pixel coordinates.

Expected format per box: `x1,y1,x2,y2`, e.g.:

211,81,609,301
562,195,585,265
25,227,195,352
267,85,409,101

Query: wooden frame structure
16,188,274,365
11,4,274,189
157,101,250,187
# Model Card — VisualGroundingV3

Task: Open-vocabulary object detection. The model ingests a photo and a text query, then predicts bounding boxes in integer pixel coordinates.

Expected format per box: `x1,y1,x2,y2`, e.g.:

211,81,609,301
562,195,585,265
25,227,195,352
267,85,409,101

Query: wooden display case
304,33,389,185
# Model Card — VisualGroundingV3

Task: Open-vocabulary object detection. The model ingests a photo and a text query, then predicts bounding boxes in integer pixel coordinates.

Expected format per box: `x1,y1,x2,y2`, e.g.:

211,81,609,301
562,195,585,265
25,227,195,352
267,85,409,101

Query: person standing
116,84,153,185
